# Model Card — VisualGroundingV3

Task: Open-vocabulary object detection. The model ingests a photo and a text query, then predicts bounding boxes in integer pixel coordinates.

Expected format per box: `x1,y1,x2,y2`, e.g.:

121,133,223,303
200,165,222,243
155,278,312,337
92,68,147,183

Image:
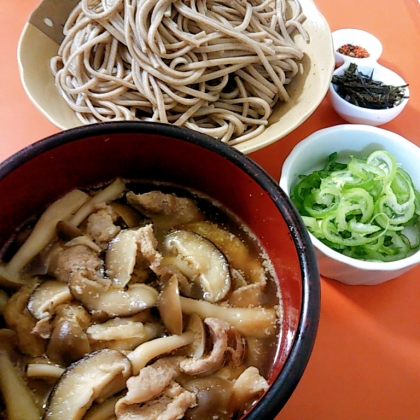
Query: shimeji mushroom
0,289,8,314
83,395,121,420
0,265,36,289
180,317,230,376
110,202,145,228
43,349,132,420
63,235,102,254
127,332,194,375
157,274,183,335
0,330,40,420
179,296,277,338
56,220,84,241
1,189,89,278
184,376,234,420
3,284,46,357
69,178,126,227
26,363,65,379
89,323,163,353
162,230,231,303
182,313,206,358
45,303,92,366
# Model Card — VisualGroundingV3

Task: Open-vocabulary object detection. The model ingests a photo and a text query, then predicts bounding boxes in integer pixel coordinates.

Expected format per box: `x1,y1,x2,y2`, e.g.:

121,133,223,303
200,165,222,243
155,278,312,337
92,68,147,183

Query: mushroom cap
162,230,231,303
183,313,206,359
27,280,73,321
44,349,132,420
157,275,183,335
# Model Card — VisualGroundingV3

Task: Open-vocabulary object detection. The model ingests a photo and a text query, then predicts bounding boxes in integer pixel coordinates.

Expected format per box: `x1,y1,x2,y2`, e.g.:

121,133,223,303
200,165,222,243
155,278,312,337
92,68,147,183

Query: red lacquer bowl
0,121,320,419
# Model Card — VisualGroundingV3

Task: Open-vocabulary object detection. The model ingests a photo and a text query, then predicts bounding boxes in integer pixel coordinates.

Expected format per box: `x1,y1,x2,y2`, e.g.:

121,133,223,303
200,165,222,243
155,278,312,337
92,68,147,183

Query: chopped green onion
291,151,420,262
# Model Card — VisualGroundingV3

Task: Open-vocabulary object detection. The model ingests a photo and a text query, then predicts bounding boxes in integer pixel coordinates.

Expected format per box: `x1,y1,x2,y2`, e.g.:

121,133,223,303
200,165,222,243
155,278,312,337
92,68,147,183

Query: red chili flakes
337,44,370,58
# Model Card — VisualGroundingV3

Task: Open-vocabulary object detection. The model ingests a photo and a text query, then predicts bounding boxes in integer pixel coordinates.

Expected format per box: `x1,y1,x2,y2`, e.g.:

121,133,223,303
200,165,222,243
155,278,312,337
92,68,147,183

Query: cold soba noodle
50,0,307,144
0,179,282,419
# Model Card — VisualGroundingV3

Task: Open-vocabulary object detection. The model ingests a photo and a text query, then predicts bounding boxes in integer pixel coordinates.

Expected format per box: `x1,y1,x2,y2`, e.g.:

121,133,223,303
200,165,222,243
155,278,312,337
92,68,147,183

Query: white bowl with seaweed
329,62,409,126
328,29,409,126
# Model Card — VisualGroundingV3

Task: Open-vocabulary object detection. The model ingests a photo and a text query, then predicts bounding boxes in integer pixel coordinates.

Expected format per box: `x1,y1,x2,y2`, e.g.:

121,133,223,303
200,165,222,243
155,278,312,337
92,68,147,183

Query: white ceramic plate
18,0,334,154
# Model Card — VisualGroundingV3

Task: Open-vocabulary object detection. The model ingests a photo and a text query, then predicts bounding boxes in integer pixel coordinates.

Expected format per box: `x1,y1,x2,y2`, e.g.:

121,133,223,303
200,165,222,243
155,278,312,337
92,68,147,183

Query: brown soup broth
125,181,281,373
0,180,282,418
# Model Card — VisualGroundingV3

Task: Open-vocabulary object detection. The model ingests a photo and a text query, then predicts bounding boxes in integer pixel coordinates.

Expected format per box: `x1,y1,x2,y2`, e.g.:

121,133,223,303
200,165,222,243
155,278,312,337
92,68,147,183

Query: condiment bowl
329,62,409,126
0,121,320,418
332,28,383,67
279,124,420,286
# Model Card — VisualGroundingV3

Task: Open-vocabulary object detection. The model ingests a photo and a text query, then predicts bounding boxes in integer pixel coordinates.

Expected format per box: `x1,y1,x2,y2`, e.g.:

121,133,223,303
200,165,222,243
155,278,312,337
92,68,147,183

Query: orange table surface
2,0,420,419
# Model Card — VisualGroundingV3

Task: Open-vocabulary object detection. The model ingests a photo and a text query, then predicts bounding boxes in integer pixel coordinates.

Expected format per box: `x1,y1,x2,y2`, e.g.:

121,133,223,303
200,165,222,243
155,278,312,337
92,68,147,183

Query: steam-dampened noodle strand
50,0,308,144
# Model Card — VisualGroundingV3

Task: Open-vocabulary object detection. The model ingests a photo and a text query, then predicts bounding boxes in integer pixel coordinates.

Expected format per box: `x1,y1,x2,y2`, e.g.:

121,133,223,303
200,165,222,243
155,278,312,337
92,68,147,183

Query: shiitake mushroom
184,377,234,420
162,230,231,303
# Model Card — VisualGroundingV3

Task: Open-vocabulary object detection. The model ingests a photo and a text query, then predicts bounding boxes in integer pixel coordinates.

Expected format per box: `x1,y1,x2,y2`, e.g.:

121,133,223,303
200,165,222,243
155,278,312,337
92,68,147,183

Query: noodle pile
51,0,308,144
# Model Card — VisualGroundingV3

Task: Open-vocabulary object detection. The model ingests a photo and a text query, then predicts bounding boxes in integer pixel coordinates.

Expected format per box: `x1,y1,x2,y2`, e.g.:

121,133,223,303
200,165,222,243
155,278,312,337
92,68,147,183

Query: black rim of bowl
0,121,320,419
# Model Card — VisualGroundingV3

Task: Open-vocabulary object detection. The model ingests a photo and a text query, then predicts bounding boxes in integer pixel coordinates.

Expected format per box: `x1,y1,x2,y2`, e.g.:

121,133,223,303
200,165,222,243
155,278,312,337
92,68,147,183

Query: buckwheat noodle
51,0,308,144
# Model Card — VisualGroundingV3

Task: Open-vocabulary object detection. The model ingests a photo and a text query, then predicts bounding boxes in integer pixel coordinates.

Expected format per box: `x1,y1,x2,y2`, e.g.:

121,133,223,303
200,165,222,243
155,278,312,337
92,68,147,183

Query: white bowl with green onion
280,124,420,285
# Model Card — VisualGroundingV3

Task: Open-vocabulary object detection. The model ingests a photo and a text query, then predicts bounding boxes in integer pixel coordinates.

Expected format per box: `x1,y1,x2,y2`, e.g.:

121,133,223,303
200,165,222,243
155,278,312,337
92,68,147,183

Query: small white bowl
279,124,420,285
328,28,409,126
329,63,409,126
332,28,383,67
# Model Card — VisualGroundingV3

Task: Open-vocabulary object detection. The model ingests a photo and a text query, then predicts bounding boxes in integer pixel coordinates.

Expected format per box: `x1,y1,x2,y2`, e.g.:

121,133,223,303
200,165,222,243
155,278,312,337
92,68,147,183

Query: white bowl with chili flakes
332,28,383,67
329,29,409,126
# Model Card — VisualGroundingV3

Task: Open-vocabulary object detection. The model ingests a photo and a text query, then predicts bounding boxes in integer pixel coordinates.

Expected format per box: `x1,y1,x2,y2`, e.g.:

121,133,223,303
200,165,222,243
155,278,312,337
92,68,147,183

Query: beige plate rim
17,0,334,155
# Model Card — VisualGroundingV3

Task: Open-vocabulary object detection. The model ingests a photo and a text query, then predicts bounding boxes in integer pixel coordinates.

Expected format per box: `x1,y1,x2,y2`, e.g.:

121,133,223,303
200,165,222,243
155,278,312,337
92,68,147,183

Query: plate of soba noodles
17,0,334,154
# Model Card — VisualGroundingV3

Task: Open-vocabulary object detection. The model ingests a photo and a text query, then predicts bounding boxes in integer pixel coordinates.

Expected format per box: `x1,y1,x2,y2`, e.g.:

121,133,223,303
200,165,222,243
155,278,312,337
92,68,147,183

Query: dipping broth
0,179,281,420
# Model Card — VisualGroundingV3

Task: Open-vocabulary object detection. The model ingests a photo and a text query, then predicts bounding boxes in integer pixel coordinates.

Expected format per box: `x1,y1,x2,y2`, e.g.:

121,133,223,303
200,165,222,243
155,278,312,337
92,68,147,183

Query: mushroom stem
4,285,46,357
84,395,120,420
0,289,8,314
0,350,41,420
127,332,194,375
0,265,36,288
157,275,183,335
26,363,65,379
5,189,89,275
69,179,126,227
179,297,277,338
